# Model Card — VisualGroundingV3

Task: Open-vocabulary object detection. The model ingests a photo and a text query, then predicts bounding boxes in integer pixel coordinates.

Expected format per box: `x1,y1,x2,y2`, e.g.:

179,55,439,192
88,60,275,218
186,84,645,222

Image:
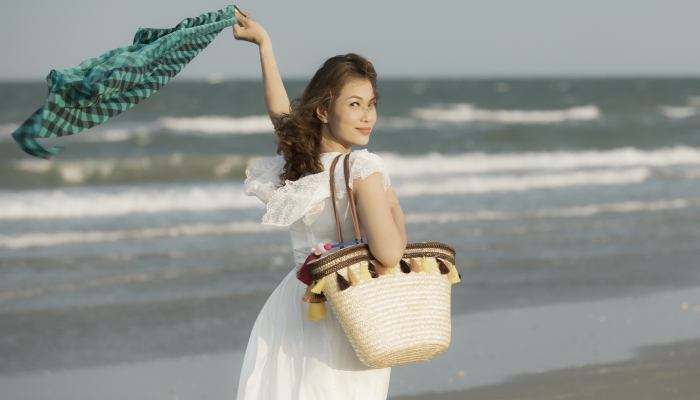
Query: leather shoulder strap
343,154,362,241
328,153,363,243
329,154,344,242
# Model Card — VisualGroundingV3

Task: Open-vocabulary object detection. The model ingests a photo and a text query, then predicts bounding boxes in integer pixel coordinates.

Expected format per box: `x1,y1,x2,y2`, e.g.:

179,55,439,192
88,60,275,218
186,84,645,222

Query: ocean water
1,78,700,376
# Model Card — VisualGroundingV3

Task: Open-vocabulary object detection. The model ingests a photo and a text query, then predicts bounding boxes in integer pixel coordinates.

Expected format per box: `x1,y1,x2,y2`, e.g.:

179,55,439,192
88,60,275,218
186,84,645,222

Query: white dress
237,149,393,400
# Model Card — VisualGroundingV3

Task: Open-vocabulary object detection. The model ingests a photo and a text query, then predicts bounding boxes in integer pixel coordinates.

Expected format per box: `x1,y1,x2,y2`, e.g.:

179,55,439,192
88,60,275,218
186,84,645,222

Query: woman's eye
350,102,360,107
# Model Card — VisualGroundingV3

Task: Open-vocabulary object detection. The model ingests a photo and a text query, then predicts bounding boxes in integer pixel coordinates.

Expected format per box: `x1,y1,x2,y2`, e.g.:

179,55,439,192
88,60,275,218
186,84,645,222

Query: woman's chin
353,136,370,147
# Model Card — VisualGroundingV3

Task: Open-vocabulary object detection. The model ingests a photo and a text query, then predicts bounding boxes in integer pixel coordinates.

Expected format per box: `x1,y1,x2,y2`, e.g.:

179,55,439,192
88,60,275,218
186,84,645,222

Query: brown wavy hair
274,53,379,182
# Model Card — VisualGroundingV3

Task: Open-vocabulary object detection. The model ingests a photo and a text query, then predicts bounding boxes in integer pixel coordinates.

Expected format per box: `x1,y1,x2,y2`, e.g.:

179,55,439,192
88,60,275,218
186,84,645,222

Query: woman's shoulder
349,148,384,163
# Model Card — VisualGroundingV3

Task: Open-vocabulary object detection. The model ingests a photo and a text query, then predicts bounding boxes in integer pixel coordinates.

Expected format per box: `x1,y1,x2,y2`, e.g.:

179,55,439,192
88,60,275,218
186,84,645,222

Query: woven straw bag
301,153,460,368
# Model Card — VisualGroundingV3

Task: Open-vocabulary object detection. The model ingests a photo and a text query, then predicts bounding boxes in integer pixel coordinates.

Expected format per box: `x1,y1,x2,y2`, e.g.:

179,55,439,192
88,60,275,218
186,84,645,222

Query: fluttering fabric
12,5,238,158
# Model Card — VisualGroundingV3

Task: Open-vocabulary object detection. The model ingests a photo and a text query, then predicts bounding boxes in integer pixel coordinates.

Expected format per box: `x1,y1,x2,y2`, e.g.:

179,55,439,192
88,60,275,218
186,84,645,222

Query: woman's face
322,79,377,149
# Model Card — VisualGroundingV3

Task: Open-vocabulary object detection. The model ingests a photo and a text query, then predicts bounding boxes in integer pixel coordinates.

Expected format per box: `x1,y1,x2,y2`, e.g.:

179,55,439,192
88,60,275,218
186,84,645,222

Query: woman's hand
232,7,270,47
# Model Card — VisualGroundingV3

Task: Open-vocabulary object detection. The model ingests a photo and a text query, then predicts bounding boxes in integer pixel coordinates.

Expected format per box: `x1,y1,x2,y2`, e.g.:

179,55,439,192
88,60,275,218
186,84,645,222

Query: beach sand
393,338,700,400
2,287,700,399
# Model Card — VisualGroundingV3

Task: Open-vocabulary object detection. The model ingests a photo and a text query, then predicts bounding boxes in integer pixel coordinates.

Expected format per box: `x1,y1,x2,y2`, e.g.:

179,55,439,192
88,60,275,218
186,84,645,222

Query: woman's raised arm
232,8,290,124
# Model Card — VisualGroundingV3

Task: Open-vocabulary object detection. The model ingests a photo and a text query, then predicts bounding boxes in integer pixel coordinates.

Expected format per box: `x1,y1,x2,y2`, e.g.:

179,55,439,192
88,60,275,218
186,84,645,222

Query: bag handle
328,153,362,244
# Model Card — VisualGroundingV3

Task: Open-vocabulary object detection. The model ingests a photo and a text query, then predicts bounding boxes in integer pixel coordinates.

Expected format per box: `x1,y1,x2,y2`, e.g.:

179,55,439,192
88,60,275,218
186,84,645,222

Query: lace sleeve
347,149,391,191
245,150,391,227
244,155,285,205
245,155,332,226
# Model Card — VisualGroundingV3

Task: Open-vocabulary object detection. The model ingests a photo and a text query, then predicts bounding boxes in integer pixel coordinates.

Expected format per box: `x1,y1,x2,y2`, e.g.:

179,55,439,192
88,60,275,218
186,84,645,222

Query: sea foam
394,168,650,197
158,115,274,134
5,146,700,220
405,198,700,224
660,106,698,119
411,104,601,124
0,221,282,250
0,169,652,220
0,115,274,145
0,123,19,137
9,154,251,184
380,146,700,176
0,184,264,220
3,197,698,249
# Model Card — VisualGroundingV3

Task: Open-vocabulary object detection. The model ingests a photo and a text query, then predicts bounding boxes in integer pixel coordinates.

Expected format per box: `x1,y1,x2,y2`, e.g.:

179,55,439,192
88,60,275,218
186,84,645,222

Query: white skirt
236,269,391,400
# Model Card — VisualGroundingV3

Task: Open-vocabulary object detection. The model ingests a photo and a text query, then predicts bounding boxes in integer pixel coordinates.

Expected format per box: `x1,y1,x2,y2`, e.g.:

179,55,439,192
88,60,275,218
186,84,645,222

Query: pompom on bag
299,154,460,368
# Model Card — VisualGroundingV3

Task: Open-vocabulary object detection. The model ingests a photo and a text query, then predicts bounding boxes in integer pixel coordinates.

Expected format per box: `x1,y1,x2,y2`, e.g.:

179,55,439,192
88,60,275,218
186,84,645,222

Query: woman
232,8,407,399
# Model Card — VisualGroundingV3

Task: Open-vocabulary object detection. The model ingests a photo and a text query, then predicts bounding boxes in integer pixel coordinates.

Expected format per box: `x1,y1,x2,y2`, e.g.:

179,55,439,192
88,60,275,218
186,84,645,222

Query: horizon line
2,73,700,84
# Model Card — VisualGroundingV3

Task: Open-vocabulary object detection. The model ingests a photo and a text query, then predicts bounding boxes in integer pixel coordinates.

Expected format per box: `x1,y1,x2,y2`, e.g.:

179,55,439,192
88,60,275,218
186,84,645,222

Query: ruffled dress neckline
244,149,391,227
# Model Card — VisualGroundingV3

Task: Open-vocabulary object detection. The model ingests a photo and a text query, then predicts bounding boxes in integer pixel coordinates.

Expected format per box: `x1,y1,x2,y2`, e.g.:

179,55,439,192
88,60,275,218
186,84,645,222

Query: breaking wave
411,104,601,124
380,146,700,176
405,198,700,224
157,115,274,134
7,154,254,185
0,184,264,220
0,169,654,220
5,145,700,220
3,197,699,249
0,221,282,250
660,96,700,119
394,168,650,197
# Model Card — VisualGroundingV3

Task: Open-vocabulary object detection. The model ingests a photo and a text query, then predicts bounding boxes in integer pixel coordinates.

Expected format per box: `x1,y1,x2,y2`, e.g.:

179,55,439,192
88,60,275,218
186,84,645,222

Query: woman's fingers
232,23,244,39
232,8,250,40
234,7,252,28
234,8,247,27
232,6,268,45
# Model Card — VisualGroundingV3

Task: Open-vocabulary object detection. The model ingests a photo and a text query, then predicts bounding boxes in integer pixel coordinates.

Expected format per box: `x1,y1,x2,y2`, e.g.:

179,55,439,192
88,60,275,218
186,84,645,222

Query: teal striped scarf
12,5,239,158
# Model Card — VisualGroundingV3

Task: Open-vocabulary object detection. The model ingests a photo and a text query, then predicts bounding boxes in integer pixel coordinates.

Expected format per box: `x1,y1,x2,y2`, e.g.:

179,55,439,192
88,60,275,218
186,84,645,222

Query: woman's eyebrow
346,95,364,100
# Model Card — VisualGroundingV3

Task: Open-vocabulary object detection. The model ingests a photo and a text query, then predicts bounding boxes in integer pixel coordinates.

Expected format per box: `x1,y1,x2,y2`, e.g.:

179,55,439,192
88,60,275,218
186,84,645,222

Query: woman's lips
356,128,371,135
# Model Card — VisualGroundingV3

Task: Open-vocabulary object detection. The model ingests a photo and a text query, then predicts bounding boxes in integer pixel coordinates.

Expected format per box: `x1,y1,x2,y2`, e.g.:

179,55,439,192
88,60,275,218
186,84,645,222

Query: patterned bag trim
309,242,456,281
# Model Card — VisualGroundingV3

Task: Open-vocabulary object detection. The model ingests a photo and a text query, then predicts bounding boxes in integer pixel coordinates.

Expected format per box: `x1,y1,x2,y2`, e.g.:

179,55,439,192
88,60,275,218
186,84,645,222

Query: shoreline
1,286,699,399
392,338,700,400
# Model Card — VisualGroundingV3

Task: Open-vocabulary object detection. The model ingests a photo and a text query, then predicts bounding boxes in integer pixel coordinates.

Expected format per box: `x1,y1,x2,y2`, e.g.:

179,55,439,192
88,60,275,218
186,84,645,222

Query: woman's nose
360,106,374,121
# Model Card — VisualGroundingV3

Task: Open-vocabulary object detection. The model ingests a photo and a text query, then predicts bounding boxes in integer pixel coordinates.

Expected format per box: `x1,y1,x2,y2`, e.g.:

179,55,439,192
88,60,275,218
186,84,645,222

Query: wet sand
393,338,700,400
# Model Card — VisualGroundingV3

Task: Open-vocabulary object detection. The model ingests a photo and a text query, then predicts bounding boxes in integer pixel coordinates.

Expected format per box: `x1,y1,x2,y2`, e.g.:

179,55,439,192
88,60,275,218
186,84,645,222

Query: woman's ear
316,106,328,124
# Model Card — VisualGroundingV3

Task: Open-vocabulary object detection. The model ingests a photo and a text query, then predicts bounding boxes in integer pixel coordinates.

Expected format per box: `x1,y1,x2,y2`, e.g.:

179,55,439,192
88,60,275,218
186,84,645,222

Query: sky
1,0,699,81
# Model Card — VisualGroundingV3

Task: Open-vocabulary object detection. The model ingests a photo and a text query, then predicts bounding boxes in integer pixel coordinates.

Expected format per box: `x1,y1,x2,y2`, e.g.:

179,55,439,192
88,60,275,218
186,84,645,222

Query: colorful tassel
310,277,325,294
421,256,438,274
307,302,328,321
312,293,327,302
438,259,450,275
372,261,387,276
336,272,351,290
302,285,314,302
348,266,360,286
400,259,411,274
296,254,318,286
446,261,461,284
368,262,378,278
303,287,327,303
359,261,371,280
410,258,422,273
